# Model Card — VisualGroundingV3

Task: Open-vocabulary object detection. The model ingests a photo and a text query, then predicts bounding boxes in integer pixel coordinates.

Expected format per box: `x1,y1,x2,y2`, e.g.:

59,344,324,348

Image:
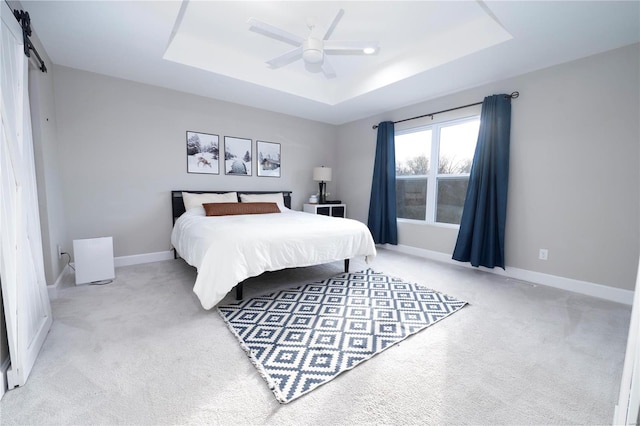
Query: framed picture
224,136,252,176
257,141,281,177
186,131,219,174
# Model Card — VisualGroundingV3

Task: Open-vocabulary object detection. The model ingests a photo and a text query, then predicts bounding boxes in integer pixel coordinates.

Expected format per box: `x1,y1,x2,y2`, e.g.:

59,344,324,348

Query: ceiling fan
248,9,379,79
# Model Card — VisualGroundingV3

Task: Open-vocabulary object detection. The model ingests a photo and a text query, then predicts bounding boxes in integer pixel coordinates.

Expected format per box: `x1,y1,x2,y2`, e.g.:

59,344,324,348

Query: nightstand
303,203,346,218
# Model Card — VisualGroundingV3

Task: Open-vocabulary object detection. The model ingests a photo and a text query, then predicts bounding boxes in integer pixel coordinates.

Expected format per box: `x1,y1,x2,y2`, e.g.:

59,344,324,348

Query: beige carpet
0,248,631,425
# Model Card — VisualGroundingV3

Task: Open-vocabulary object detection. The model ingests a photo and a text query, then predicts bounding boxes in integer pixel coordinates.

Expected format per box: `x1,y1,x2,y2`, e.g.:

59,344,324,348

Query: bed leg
344,259,350,273
173,248,177,260
236,283,243,300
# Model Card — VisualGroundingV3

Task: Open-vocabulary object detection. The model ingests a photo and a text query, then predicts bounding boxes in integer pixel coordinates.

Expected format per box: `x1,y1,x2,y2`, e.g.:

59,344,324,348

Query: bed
171,190,377,309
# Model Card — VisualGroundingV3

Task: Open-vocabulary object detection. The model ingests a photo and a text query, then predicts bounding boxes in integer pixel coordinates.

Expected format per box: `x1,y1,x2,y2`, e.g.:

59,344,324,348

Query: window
395,117,479,225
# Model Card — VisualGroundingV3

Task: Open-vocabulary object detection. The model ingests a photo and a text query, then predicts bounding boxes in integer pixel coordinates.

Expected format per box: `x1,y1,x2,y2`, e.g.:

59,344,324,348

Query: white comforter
171,208,377,309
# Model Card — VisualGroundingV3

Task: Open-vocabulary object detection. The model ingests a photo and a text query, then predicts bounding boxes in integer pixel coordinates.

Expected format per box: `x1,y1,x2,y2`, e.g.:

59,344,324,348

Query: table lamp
313,166,332,204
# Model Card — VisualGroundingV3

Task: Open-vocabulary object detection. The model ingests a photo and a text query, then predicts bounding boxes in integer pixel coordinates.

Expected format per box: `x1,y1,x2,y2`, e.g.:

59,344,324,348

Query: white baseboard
47,264,72,300
382,244,635,305
47,251,174,295
52,264,71,288
58,245,634,304
114,250,174,267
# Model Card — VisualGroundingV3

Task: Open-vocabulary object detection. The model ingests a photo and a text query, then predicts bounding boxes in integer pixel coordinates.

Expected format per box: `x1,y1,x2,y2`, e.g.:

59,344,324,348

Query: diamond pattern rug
217,269,467,403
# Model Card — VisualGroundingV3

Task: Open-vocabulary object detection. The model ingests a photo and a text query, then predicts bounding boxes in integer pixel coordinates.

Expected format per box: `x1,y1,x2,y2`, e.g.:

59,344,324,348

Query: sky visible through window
395,119,480,175
439,119,479,171
396,129,432,173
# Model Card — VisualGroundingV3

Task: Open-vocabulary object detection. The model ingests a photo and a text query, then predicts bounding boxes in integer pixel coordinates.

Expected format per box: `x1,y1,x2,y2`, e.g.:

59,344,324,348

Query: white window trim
396,114,480,226
397,217,461,229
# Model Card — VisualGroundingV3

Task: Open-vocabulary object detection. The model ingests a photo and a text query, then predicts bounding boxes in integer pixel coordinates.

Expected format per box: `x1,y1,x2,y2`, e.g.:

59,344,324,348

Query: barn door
0,1,52,390
613,257,640,425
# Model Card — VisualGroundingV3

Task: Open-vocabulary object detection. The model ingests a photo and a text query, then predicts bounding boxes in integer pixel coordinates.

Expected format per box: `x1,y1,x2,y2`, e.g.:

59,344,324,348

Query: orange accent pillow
203,202,281,216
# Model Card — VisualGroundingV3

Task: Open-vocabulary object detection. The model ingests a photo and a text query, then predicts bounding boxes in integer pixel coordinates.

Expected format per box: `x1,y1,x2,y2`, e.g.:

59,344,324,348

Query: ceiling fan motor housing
303,38,324,63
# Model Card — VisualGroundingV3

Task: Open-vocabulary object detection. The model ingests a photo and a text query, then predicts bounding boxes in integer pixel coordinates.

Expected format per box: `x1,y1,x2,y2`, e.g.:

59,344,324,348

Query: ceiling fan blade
323,9,344,40
248,17,304,46
324,40,379,52
267,47,303,68
321,58,336,79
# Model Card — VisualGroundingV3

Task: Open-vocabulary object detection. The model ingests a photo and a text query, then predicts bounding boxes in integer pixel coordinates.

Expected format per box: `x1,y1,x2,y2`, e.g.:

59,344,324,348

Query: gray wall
336,43,640,292
52,66,338,258
50,44,640,291
29,38,66,286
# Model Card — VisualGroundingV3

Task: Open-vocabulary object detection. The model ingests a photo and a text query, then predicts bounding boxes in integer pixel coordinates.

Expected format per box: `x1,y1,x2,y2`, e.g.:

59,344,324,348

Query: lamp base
318,182,327,204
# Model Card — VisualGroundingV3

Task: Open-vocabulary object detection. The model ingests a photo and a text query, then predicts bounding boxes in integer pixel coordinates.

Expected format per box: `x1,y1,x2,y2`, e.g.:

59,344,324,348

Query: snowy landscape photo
224,136,252,176
257,141,281,177
186,131,219,174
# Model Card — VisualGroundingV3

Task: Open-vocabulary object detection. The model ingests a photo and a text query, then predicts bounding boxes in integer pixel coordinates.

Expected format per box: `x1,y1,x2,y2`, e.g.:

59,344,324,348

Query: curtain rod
372,91,519,129
13,9,47,73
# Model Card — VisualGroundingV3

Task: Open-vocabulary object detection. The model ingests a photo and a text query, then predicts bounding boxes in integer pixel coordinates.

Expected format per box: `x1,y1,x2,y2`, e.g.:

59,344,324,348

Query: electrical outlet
57,245,63,259
539,249,548,260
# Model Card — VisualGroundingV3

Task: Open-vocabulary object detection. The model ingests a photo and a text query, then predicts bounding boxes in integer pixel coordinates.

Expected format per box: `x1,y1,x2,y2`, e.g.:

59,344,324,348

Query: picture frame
224,136,252,176
257,141,281,178
186,131,219,175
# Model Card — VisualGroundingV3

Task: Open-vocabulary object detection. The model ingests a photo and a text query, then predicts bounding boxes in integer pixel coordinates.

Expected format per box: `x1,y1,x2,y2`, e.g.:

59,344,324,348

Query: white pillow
182,192,238,211
239,193,288,211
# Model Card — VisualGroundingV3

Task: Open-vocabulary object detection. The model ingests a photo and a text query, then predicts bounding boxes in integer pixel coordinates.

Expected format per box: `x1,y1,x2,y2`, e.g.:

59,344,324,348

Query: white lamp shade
313,166,332,182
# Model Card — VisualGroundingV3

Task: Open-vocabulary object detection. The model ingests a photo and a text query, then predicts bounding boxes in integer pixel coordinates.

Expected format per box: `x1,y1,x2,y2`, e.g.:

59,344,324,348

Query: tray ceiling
24,1,640,125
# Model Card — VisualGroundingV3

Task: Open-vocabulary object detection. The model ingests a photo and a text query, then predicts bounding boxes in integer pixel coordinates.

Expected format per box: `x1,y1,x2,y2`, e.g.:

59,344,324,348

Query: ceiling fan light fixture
303,38,324,63
249,9,379,78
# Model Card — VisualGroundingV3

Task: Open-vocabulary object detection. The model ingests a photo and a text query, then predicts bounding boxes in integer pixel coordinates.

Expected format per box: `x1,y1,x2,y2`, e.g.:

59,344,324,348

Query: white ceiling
24,1,640,125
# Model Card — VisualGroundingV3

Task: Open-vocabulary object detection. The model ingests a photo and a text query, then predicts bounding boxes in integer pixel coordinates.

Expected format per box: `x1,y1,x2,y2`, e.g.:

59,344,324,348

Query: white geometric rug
217,269,467,403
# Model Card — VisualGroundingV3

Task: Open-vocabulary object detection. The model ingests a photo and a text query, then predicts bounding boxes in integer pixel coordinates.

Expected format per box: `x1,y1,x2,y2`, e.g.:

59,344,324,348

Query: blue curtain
452,95,512,268
367,121,398,244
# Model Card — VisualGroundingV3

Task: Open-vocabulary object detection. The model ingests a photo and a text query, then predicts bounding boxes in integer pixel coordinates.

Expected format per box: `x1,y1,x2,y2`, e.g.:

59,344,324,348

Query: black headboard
171,190,292,223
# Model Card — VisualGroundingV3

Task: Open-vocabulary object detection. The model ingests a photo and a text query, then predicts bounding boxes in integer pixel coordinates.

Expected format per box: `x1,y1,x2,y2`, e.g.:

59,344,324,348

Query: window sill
397,218,460,230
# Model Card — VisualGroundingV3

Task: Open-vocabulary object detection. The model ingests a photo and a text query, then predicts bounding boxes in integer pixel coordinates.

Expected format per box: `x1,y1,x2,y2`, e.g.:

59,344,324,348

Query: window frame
395,114,480,227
